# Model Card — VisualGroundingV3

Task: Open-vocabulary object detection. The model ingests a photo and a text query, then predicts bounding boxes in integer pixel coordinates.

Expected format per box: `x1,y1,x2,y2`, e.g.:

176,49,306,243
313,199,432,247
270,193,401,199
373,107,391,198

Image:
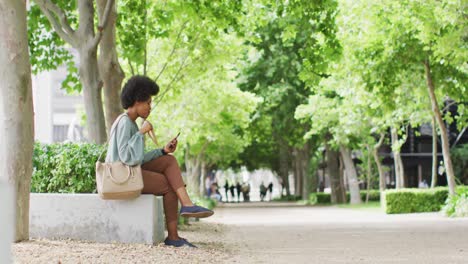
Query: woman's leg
143,155,213,220
141,169,179,240
142,155,193,206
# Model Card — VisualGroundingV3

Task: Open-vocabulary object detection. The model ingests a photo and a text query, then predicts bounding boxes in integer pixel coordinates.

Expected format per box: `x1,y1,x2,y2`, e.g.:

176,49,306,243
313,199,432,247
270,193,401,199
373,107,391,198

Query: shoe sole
180,211,214,218
164,243,197,248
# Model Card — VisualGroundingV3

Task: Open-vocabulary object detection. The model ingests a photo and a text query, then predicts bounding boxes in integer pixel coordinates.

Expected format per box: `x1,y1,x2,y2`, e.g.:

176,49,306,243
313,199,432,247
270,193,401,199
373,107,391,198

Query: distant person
259,182,267,202
242,182,251,202
423,179,429,188
418,179,429,189
229,183,235,202
105,75,213,248
236,182,242,202
267,182,273,201
224,181,230,202
319,180,325,192
205,176,212,197
210,182,222,202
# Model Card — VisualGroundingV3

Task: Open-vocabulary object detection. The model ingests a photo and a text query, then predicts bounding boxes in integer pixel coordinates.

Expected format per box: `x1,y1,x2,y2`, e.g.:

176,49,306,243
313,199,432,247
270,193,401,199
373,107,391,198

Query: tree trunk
424,59,456,195
185,155,202,196
339,154,346,191
431,112,438,188
35,0,115,144
199,161,207,197
391,127,405,188
292,150,298,195
184,144,208,197
340,146,362,204
97,0,124,132
326,143,346,203
292,145,310,199
77,0,107,143
373,133,386,201
292,148,302,197
185,156,201,196
79,48,107,143
279,139,291,196
0,0,34,242
301,142,311,200
366,145,372,203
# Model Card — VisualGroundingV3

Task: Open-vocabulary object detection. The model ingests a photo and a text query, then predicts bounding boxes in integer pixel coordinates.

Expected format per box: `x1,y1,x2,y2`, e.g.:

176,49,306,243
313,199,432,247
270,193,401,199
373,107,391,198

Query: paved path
204,202,468,264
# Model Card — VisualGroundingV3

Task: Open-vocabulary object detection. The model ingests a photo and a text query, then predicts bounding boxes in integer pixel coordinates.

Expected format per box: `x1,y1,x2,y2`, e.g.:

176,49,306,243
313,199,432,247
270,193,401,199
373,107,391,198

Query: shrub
192,196,218,210
272,195,302,202
309,193,318,205
346,190,381,202
316,192,331,204
32,142,106,193
360,190,381,201
451,144,468,185
385,187,468,214
310,191,380,205
443,188,468,217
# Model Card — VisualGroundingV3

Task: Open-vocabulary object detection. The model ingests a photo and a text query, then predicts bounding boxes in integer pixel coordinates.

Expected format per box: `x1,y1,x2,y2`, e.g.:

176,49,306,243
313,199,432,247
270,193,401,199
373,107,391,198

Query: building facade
32,63,85,143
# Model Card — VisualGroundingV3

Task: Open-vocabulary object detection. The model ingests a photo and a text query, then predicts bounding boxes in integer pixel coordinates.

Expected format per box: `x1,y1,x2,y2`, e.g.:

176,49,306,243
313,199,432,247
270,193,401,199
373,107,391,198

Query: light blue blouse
105,114,163,166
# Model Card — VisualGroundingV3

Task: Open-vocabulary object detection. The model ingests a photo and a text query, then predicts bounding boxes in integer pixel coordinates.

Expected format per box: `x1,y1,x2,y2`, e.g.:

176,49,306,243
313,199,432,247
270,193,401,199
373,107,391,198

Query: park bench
29,193,165,244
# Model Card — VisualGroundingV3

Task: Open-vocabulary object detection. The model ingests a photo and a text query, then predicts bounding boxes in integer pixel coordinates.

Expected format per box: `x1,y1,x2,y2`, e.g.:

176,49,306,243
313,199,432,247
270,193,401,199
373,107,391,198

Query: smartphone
169,132,181,149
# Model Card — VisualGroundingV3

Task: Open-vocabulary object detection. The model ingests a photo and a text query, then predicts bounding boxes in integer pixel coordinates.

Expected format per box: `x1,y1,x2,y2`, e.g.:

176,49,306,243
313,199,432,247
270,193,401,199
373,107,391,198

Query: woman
106,75,213,248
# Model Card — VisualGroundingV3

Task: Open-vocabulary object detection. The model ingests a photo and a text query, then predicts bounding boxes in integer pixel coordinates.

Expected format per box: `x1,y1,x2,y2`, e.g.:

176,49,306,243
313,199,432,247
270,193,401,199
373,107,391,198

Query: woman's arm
115,117,145,165
143,149,165,163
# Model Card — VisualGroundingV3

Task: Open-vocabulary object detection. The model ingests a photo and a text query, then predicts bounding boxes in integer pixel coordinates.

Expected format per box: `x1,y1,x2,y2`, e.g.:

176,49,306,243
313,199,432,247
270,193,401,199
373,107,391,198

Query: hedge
272,195,303,202
32,142,105,193
385,186,468,214
309,187,468,213
309,190,381,204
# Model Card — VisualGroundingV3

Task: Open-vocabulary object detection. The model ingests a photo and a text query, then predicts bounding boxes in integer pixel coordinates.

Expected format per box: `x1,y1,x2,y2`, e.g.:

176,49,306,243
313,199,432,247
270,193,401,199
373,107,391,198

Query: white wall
32,71,53,143
32,62,84,143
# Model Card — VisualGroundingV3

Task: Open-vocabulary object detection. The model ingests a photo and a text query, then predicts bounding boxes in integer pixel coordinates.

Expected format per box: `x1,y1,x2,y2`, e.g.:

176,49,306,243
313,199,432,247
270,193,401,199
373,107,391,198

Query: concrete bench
29,193,165,244
0,183,14,262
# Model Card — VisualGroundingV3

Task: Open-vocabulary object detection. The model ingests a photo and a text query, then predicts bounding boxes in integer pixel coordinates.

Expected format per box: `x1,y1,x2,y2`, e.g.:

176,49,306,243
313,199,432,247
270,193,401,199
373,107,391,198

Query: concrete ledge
0,183,14,263
30,194,165,244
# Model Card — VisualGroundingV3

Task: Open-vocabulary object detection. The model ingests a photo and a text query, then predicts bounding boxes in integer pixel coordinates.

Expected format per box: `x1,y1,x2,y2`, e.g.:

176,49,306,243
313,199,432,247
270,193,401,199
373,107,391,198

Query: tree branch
451,126,467,149
310,70,331,78
152,61,189,107
45,0,75,36
128,58,135,75
200,141,210,156
441,100,457,112
34,0,77,46
152,31,202,108
91,0,115,49
155,20,189,82
374,133,385,150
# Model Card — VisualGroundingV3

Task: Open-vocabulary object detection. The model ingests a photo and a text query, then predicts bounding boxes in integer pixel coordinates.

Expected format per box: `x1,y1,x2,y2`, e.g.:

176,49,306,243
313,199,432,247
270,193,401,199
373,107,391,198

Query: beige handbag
95,114,157,200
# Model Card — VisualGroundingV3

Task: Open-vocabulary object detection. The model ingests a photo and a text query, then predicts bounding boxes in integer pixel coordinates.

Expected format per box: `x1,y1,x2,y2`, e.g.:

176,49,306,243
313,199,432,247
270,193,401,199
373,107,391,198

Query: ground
12,202,468,263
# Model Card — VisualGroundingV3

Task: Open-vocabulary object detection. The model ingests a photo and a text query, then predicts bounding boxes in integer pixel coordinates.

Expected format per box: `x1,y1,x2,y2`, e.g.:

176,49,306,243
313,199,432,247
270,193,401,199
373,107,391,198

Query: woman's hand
140,120,153,134
164,137,178,154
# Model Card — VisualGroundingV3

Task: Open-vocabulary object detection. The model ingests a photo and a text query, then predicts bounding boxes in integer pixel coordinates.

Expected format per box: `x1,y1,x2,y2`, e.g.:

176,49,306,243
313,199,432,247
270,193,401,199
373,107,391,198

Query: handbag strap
106,164,133,185
108,113,129,143
97,113,128,162
97,113,159,162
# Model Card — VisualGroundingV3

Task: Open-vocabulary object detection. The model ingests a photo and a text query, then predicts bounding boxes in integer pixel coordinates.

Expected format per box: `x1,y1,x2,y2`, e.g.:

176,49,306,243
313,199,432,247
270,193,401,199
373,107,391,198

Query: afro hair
120,75,159,109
